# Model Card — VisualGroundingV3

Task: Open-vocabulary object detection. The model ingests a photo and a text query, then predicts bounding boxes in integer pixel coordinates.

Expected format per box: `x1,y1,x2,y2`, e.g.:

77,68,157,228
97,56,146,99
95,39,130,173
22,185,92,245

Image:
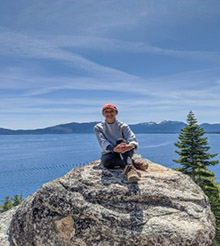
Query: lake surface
0,133,219,200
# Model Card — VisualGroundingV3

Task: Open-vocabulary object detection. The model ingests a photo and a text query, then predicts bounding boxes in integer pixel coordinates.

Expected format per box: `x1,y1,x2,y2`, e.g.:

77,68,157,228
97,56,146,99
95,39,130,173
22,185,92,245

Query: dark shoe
133,159,149,171
123,164,140,183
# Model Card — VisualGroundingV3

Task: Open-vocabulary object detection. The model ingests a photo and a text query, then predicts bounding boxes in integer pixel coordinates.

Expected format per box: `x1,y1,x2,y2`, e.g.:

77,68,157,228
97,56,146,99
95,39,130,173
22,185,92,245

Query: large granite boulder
8,155,215,246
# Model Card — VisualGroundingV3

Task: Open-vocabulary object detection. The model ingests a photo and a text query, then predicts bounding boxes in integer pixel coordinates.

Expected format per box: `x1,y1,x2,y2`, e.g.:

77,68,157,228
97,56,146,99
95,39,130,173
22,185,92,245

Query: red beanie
102,104,118,114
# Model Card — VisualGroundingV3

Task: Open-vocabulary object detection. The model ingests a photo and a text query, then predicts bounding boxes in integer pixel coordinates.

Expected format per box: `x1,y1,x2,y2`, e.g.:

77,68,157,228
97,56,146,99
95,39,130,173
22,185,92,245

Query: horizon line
2,120,220,131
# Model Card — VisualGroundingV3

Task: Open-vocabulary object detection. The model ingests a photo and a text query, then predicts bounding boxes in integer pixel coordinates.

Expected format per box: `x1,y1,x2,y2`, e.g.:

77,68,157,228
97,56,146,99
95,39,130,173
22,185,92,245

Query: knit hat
102,104,118,114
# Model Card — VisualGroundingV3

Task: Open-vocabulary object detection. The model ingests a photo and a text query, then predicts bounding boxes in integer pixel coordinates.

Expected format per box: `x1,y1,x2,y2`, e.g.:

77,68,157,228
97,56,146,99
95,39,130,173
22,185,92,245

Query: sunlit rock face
7,155,215,246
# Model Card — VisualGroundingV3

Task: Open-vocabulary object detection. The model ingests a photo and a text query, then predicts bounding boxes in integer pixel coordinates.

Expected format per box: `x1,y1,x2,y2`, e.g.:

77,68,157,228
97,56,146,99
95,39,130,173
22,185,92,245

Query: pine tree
173,111,220,245
173,111,219,181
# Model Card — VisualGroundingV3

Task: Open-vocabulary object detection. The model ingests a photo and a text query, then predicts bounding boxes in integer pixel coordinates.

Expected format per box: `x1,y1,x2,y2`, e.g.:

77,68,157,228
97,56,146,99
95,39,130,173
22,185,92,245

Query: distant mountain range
0,120,220,135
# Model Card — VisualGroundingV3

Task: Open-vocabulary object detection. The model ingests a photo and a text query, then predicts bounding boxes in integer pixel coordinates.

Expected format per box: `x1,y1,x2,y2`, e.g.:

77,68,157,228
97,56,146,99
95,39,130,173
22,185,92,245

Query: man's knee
101,154,114,168
101,153,123,169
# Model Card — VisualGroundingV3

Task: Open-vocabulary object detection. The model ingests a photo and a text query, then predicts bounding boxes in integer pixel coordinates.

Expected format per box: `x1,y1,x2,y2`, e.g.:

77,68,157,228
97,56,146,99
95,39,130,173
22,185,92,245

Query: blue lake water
0,133,219,201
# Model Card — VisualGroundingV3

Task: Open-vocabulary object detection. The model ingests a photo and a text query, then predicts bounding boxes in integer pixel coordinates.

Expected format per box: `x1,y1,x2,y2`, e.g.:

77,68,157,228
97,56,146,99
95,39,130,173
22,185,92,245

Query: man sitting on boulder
94,103,148,183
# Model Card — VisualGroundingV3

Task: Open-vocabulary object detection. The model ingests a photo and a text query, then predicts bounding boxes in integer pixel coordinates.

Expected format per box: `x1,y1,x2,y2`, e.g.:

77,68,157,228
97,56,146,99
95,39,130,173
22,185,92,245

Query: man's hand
113,143,133,153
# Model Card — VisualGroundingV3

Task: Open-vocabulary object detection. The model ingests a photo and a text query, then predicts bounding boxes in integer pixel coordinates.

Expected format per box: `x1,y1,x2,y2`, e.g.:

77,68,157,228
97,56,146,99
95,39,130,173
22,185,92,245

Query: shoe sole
127,176,140,183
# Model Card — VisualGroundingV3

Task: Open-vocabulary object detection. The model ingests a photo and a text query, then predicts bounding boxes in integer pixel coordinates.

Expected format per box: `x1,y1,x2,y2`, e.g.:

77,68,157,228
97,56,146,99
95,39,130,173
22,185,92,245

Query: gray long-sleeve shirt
94,119,138,155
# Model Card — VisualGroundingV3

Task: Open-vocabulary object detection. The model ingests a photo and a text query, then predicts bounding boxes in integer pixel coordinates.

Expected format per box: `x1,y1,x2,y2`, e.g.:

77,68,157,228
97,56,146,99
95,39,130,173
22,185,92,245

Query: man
94,103,147,183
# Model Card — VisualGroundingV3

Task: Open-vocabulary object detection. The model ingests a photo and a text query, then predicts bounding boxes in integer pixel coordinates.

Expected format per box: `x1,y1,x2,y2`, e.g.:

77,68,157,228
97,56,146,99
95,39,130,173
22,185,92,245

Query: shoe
123,164,140,183
133,159,149,171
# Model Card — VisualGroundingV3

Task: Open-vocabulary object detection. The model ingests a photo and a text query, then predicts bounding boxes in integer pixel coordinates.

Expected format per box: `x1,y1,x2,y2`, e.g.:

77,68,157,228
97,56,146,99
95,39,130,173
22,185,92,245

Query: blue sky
0,0,219,129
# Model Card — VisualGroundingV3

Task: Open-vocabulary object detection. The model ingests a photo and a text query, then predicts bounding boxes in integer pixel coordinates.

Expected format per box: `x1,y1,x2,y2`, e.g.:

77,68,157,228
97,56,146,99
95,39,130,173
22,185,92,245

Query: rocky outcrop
7,155,216,246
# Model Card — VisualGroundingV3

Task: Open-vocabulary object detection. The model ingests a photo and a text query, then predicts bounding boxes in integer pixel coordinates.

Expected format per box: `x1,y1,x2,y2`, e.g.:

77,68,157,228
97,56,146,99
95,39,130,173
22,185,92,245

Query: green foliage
0,194,23,213
173,111,220,245
211,183,220,245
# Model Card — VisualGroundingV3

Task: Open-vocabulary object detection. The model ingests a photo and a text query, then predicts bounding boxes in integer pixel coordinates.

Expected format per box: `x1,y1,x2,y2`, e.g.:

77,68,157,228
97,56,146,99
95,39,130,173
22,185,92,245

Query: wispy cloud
0,27,219,71
0,27,139,80
51,35,219,63
1,67,219,117
1,70,219,102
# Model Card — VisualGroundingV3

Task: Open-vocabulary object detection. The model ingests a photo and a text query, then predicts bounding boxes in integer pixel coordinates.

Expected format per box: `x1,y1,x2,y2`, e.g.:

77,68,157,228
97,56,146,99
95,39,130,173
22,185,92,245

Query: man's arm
122,124,139,151
94,125,113,152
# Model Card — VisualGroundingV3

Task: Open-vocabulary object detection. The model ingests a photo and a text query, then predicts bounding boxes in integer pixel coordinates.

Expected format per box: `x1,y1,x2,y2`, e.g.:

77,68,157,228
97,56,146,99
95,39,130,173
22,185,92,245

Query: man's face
103,108,117,122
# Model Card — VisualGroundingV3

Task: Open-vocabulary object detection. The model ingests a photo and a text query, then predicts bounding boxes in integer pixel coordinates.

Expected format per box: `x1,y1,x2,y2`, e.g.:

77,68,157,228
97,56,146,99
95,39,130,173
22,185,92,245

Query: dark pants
101,138,134,169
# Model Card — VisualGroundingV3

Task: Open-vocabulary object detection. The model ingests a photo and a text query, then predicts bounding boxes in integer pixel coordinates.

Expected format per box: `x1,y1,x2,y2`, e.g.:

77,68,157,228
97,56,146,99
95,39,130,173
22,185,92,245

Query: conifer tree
173,110,219,181
173,110,220,245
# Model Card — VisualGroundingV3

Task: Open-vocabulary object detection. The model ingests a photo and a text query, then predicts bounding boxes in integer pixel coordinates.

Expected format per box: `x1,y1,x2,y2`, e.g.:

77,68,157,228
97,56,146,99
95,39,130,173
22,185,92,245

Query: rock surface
0,206,17,246
7,155,216,246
